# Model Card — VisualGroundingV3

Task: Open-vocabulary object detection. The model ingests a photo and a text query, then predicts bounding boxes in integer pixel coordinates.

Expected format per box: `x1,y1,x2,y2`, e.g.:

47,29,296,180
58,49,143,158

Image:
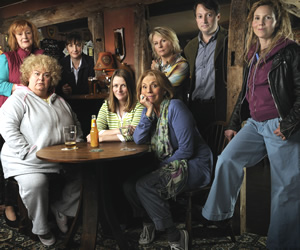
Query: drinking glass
63,125,77,150
119,125,136,151
88,76,94,95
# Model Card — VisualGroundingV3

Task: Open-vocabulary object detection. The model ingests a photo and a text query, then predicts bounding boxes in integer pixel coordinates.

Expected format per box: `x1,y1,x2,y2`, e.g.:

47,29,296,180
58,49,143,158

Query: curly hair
20,54,61,90
149,27,181,60
7,19,40,51
245,0,293,63
136,69,174,100
108,69,137,113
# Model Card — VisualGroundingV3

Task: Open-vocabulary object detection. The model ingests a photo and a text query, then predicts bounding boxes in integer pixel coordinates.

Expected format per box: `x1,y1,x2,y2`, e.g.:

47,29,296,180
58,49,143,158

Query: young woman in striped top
87,69,143,143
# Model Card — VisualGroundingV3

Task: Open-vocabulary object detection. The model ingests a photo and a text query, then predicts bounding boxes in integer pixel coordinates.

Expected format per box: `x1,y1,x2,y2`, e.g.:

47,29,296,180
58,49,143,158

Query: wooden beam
133,4,151,79
227,0,248,120
88,12,105,67
227,0,249,234
0,0,163,33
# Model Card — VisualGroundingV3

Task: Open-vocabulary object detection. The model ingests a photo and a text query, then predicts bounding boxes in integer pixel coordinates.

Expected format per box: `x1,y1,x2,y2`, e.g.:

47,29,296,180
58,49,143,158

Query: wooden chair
183,121,236,246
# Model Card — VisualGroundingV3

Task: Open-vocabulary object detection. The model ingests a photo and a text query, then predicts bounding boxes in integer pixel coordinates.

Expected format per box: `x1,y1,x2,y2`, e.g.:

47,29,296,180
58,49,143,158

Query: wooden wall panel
104,7,135,71
88,12,105,66
227,0,249,120
134,4,151,79
0,0,163,33
227,0,249,234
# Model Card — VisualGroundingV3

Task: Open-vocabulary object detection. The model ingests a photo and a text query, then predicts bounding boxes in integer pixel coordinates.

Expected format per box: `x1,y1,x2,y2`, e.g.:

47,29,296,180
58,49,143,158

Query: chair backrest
203,121,228,178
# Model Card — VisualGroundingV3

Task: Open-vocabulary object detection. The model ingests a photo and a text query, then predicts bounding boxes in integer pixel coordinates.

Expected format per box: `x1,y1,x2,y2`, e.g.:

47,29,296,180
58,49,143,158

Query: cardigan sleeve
161,100,195,165
133,108,154,144
96,100,109,131
0,54,13,97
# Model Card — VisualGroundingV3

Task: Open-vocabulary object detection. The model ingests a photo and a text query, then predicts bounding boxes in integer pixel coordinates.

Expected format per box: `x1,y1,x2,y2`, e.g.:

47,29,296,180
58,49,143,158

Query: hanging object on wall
94,51,115,72
114,28,126,62
46,26,58,39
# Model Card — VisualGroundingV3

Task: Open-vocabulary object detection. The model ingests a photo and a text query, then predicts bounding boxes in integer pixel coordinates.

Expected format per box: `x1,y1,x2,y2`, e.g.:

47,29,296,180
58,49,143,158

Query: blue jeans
202,118,300,249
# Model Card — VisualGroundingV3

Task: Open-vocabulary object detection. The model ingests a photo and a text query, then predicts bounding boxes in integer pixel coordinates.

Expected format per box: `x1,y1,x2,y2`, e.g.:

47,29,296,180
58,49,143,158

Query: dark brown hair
108,69,137,113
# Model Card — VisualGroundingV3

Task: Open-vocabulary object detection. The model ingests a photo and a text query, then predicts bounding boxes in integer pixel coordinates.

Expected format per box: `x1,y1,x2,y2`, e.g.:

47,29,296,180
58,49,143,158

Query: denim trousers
202,118,300,249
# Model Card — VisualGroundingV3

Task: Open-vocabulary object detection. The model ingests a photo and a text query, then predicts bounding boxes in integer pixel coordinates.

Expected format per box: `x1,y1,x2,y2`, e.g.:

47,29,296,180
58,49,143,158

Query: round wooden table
37,141,149,250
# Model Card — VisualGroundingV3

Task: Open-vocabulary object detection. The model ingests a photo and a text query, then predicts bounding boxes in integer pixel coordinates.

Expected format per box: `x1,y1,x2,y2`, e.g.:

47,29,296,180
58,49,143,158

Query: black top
56,53,95,97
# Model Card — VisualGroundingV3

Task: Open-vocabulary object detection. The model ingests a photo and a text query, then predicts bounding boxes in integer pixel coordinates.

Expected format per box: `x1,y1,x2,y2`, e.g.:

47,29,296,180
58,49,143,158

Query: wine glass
119,125,136,151
119,126,129,151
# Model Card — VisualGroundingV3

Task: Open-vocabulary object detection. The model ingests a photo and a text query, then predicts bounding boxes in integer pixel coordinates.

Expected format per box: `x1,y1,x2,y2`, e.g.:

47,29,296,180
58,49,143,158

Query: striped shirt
96,100,144,141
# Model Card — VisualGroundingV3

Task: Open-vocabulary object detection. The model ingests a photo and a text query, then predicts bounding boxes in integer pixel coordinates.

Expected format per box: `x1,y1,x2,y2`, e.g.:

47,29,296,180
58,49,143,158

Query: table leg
63,183,82,248
80,164,99,250
99,166,129,250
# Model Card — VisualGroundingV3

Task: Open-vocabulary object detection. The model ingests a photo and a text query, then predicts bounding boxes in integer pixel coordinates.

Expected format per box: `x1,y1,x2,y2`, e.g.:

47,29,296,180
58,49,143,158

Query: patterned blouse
159,53,189,87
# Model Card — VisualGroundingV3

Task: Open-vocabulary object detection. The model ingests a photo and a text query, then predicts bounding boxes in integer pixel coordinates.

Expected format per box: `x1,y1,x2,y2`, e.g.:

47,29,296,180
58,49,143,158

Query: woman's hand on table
86,134,91,142
86,132,114,143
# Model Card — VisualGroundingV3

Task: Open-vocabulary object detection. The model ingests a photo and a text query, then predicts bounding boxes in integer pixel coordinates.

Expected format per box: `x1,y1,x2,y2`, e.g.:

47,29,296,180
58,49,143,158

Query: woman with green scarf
124,70,212,250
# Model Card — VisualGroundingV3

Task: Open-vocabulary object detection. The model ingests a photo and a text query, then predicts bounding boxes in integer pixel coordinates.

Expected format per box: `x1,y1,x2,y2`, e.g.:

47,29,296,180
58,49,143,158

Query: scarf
151,99,188,200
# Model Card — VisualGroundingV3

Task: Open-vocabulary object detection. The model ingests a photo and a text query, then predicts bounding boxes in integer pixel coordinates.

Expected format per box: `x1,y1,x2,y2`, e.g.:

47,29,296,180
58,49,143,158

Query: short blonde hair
149,27,181,59
20,54,61,91
136,70,174,99
8,19,40,51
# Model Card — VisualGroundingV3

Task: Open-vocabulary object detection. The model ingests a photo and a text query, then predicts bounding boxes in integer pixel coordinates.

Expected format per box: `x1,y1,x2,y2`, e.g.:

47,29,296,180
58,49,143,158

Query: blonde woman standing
149,27,189,102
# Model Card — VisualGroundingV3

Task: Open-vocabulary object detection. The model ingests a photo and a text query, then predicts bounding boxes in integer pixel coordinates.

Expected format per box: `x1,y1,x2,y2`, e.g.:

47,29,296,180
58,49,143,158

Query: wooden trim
226,0,249,121
88,12,105,66
0,0,163,33
227,0,249,234
133,4,151,79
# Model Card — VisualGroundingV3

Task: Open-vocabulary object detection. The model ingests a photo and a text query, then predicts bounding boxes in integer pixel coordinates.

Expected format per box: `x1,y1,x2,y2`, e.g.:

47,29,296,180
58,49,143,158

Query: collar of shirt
198,26,219,46
70,58,82,72
70,58,82,84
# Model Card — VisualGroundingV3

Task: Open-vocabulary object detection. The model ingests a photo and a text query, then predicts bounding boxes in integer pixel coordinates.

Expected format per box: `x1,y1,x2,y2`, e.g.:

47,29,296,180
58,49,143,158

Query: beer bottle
90,115,99,147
